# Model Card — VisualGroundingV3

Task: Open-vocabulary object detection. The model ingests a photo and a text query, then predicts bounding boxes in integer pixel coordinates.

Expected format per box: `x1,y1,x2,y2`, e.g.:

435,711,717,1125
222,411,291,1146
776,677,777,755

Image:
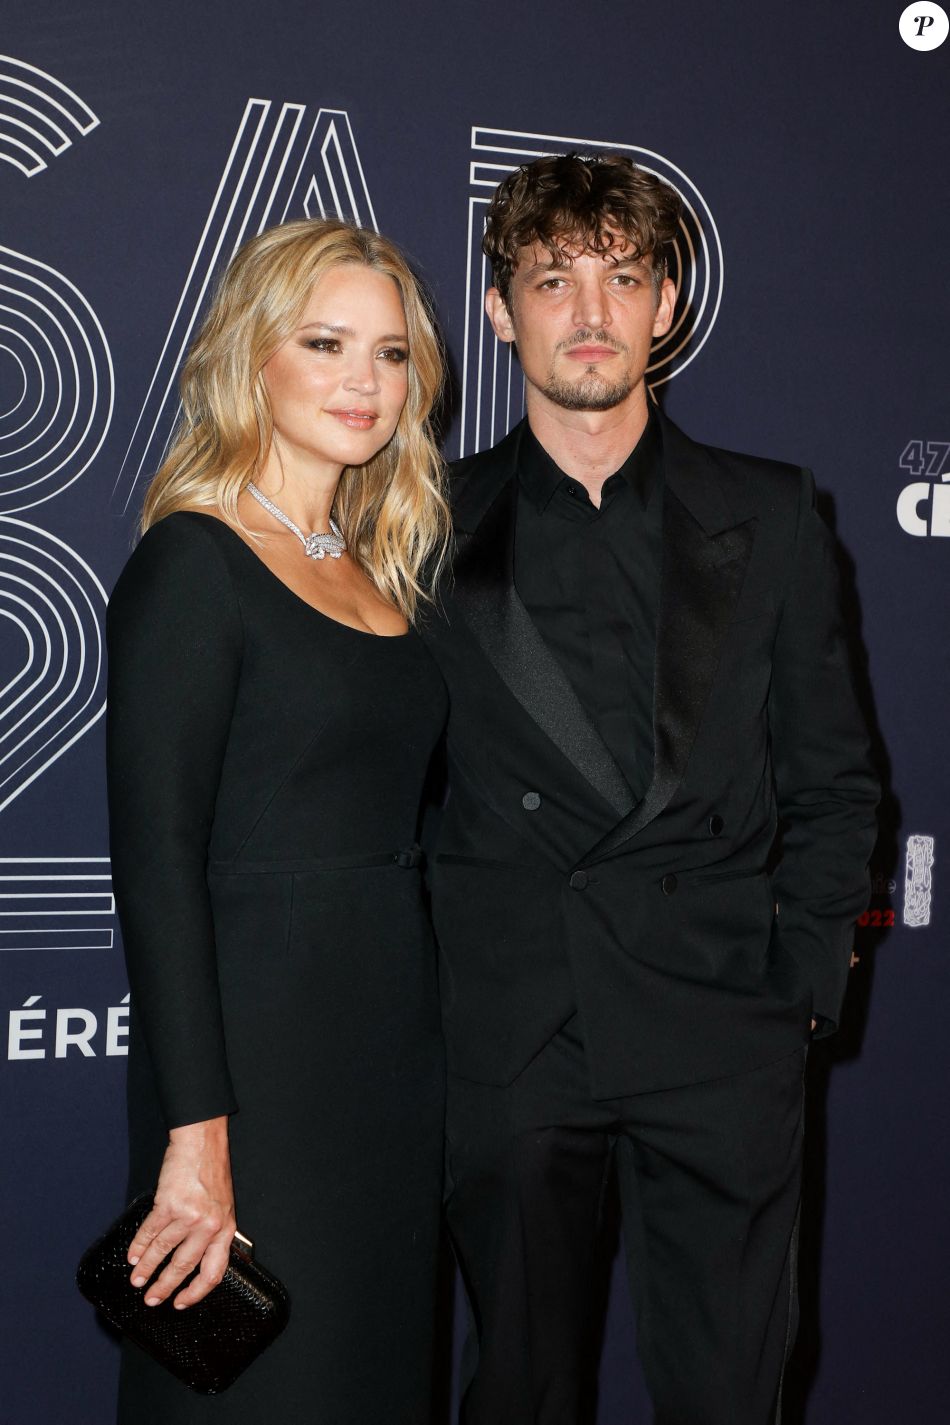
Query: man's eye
612,275,639,287
539,278,566,290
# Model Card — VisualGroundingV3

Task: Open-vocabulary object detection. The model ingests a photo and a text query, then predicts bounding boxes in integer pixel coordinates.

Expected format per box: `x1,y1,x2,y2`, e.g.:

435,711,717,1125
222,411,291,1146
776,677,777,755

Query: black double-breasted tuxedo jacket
423,410,879,1098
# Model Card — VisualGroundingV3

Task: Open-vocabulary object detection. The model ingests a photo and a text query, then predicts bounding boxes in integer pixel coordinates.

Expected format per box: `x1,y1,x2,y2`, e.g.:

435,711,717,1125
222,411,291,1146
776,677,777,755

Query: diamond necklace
246,482,346,560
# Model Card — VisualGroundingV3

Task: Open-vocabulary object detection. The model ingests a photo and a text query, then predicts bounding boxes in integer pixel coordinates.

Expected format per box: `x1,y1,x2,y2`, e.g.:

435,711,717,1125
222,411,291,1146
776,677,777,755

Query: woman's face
262,264,410,476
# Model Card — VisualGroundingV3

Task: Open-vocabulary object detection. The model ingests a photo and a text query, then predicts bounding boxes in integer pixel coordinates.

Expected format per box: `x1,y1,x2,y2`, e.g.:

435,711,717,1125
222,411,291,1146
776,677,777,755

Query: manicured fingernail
131,1275,146,1287
174,1301,187,1310
129,1254,140,1266
144,1295,160,1306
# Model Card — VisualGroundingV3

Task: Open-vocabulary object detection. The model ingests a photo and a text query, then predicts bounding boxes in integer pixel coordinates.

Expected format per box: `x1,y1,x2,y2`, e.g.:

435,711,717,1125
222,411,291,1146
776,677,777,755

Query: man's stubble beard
539,365,636,413
514,325,636,412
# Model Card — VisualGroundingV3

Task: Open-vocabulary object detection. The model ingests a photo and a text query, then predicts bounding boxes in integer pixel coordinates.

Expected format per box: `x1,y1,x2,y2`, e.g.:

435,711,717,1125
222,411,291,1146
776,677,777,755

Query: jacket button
570,870,588,891
661,874,678,896
708,814,724,836
522,791,541,811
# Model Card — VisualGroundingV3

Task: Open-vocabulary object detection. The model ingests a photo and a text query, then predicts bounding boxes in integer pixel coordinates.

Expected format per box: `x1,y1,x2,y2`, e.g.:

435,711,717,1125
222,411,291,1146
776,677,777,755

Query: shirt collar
518,411,662,514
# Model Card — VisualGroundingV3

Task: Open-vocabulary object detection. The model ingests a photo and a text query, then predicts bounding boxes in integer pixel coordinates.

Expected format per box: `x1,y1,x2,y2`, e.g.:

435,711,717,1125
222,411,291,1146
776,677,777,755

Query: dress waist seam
207,845,424,875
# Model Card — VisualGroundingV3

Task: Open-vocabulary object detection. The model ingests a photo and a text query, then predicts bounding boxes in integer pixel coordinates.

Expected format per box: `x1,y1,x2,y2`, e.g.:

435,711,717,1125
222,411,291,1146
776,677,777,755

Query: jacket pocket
687,865,769,886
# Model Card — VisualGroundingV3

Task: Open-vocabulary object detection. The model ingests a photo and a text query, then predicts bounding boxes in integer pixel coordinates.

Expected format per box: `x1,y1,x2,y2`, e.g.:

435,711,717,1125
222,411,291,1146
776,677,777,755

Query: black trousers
445,1019,806,1425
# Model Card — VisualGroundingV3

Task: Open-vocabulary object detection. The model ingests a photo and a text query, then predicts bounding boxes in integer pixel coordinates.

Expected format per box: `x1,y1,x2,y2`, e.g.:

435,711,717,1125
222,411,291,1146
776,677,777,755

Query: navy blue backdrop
2,2,947,1420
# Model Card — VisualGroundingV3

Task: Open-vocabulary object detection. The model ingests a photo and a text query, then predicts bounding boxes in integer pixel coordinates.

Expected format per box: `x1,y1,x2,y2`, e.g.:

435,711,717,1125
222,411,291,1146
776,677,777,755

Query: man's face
485,237,675,414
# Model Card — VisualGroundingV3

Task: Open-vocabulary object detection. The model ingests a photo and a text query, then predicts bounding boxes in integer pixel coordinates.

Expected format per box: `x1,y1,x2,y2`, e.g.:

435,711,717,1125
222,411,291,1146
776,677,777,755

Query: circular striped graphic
625,147,723,388
0,246,114,511
0,55,99,179
0,518,107,813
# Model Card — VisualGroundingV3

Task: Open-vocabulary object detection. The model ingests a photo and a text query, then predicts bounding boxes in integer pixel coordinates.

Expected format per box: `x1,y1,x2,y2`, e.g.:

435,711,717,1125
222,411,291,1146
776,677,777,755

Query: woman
106,218,450,1423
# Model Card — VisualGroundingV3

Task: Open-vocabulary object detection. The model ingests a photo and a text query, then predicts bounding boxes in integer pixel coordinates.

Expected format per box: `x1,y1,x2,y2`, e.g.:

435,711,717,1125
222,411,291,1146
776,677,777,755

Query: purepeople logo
899,3,949,49
896,441,950,536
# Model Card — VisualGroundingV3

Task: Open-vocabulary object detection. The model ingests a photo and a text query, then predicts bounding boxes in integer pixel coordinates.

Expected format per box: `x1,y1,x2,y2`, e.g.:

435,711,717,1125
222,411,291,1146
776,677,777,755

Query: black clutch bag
76,1193,291,1394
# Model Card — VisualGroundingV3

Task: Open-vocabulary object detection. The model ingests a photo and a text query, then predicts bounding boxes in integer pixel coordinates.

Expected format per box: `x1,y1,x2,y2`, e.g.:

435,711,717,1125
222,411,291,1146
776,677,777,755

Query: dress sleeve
106,513,243,1129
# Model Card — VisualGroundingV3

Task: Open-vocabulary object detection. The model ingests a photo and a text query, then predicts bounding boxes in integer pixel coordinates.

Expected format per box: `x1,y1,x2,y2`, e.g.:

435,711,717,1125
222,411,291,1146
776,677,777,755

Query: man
424,153,878,1425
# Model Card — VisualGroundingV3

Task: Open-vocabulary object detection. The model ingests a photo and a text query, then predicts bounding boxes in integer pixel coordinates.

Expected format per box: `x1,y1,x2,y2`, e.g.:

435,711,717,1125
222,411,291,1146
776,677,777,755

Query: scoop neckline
181,510,414,640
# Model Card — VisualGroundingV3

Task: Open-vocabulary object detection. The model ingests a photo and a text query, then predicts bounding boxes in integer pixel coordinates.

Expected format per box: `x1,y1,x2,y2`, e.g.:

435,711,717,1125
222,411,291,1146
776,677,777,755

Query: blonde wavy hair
142,218,450,621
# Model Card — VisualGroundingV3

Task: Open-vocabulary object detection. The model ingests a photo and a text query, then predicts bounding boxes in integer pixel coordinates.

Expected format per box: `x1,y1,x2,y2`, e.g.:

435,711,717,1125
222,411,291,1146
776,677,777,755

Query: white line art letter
113,100,376,514
0,856,114,953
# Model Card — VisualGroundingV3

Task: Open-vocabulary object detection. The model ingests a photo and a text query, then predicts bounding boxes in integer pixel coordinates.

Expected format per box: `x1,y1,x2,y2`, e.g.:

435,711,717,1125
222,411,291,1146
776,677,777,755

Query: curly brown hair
482,152,683,308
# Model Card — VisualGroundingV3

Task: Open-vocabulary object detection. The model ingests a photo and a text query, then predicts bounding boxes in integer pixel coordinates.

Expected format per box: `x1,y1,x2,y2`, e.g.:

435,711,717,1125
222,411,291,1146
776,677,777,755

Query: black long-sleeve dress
106,510,447,1424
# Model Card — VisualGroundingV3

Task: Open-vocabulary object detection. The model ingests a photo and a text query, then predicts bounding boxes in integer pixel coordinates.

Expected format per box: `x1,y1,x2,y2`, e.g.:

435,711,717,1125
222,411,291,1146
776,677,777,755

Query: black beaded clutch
76,1193,290,1394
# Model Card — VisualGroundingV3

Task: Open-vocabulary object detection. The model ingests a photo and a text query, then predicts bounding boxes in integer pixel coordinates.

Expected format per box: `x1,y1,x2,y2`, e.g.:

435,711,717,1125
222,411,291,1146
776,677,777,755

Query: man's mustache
558,329,627,354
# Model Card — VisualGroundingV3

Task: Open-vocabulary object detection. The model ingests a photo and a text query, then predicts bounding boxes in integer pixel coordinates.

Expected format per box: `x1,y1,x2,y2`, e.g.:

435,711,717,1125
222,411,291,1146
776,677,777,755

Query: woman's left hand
128,1115,236,1309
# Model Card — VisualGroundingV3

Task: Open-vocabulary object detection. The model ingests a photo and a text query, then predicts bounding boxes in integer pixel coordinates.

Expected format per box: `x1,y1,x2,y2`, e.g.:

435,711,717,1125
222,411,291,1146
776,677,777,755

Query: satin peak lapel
451,477,635,819
585,482,756,863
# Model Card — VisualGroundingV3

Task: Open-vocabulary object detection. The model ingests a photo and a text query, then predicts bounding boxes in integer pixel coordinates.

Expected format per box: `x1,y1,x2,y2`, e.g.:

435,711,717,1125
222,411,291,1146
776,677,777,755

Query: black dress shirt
514,416,663,800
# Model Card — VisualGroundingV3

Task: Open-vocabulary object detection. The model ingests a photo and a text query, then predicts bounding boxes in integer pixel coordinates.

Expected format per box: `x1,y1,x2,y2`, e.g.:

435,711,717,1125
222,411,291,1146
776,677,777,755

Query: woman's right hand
128,1115,236,1310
